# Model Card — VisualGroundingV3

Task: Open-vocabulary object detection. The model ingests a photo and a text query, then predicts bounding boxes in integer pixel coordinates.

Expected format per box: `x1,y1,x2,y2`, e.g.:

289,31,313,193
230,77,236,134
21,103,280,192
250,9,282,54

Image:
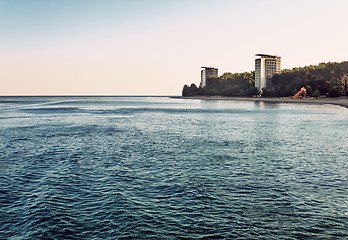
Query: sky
1,0,347,96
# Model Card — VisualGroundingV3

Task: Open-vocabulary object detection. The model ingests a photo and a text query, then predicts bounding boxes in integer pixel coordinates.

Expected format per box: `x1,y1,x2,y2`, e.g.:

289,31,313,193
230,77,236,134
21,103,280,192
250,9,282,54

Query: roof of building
255,54,279,58
201,67,218,69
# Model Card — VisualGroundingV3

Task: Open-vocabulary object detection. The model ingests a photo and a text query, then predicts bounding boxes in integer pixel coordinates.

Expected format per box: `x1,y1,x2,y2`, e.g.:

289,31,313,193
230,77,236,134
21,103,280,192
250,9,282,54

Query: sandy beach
172,96,348,109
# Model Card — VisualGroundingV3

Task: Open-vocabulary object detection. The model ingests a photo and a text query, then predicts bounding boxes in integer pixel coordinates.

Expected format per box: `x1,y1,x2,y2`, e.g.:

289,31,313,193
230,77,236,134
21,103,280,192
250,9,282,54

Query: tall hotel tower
200,67,218,88
255,54,281,91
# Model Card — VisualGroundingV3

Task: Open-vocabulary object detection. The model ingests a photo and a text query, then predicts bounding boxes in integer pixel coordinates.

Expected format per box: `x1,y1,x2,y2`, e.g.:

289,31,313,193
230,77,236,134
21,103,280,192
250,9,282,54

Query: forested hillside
182,61,348,97
271,61,347,97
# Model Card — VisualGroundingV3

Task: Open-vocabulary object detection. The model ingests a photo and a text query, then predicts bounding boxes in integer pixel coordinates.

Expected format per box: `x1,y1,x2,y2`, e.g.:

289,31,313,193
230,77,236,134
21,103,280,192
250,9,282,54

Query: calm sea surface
0,96,347,239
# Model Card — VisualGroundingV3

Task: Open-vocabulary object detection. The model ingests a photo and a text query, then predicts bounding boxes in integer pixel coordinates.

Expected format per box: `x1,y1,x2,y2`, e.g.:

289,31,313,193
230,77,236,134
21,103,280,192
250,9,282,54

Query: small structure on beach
282,87,307,99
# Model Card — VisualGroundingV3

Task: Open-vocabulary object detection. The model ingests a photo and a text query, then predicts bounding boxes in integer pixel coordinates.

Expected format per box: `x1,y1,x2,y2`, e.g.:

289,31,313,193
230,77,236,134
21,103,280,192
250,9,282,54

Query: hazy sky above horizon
1,0,347,95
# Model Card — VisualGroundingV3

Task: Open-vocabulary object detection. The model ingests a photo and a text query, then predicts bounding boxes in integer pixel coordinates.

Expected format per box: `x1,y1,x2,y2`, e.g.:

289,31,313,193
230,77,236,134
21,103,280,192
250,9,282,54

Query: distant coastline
182,61,348,99
172,96,348,109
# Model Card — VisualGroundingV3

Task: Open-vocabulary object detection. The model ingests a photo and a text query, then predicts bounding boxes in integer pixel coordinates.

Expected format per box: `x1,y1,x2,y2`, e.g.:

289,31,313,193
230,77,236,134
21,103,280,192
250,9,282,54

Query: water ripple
0,97,347,239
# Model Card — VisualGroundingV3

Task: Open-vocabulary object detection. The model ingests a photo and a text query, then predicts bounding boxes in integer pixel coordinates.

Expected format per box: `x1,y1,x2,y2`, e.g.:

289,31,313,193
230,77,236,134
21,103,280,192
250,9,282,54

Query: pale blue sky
1,0,347,95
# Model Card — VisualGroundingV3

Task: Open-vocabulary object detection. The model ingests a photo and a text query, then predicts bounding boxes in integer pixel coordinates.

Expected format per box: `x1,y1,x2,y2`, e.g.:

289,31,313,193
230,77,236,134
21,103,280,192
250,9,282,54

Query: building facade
255,54,281,91
200,67,218,88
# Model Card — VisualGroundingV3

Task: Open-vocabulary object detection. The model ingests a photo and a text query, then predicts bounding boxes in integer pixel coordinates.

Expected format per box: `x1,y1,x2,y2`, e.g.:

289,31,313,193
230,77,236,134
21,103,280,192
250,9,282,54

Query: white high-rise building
255,54,281,91
200,67,218,88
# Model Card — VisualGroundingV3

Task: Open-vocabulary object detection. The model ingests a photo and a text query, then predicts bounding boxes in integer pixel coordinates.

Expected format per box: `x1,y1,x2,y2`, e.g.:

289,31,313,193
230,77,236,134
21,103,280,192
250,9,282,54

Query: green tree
327,86,341,97
182,83,199,96
312,89,320,98
190,84,198,95
306,86,313,96
269,89,277,97
238,89,246,96
246,86,258,97
182,85,190,96
261,88,271,97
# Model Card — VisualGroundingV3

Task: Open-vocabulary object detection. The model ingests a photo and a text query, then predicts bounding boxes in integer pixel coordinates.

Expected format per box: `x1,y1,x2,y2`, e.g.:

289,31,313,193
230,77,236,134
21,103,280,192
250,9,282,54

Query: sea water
0,96,347,239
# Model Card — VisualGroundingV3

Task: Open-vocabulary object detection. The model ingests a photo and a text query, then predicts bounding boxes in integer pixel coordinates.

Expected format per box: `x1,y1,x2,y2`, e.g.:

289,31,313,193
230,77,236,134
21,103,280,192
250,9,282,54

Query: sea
0,96,347,240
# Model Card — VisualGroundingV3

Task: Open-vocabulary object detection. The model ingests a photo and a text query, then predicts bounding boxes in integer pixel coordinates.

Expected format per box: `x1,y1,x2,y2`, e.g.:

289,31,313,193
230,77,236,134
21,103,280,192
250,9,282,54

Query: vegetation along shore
182,61,348,99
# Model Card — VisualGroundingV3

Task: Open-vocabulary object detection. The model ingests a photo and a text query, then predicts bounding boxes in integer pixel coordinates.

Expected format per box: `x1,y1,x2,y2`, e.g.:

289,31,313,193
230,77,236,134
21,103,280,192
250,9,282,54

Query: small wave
85,107,255,116
22,107,83,114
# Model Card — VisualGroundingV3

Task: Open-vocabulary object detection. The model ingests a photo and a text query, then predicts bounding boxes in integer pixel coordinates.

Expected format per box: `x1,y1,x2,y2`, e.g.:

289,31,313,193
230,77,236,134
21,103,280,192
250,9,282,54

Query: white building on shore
200,67,218,88
255,54,281,91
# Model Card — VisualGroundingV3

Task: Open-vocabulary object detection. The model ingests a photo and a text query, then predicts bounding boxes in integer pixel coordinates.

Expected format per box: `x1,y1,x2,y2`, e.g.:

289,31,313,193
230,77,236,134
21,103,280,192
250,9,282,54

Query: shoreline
172,96,348,109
